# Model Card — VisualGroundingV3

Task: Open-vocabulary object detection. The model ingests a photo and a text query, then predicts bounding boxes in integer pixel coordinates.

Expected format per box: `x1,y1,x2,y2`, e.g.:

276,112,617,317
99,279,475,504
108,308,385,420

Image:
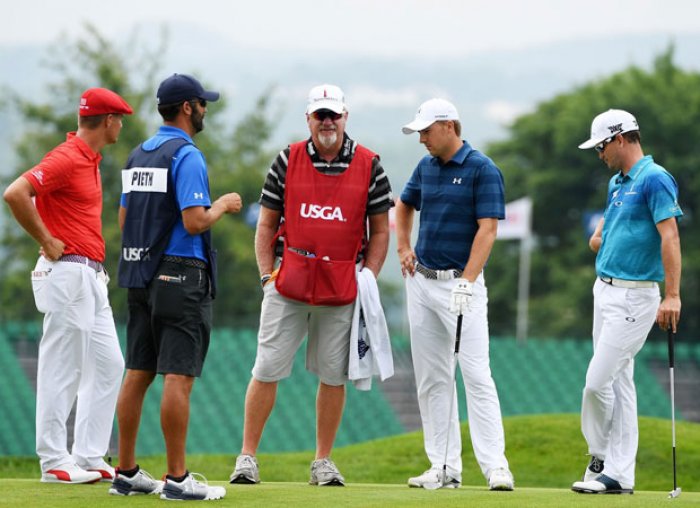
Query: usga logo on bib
300,203,346,221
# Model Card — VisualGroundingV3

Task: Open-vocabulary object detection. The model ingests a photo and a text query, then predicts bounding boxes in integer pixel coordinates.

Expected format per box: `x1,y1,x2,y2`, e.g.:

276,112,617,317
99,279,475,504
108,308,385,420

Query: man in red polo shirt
4,88,132,484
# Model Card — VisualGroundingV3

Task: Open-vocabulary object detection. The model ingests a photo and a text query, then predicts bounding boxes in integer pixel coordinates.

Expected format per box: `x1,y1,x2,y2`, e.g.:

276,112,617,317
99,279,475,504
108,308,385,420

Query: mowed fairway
0,481,698,507
1,414,698,506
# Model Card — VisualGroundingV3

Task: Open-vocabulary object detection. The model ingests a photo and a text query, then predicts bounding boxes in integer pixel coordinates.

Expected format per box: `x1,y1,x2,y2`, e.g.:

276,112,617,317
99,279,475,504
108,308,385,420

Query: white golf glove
449,279,473,315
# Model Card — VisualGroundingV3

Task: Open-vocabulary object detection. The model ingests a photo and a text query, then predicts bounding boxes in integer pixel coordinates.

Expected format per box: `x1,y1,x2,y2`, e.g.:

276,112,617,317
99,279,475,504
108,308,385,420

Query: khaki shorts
252,282,353,386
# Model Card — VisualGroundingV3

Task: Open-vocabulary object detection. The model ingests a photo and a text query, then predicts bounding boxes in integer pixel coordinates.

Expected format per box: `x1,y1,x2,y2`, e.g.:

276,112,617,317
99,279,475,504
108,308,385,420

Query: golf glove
449,279,473,315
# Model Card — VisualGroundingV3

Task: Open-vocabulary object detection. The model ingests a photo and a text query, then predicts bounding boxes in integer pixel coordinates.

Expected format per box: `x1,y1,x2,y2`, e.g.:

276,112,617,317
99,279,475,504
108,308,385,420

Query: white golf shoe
161,472,226,501
40,462,102,484
488,467,514,491
408,468,461,489
572,474,633,494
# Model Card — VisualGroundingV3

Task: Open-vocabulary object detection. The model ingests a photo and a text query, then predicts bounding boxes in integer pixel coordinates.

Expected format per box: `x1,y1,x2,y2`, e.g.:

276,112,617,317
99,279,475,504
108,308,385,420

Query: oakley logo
300,203,346,221
607,123,623,134
626,317,636,323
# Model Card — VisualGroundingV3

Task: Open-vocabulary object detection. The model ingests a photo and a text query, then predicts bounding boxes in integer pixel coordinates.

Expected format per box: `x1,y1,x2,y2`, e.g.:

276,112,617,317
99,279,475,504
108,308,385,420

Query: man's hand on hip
449,278,473,315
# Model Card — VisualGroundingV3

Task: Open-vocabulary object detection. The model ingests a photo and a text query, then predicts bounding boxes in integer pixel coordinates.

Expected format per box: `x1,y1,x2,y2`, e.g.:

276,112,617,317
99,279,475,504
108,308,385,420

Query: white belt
600,277,657,289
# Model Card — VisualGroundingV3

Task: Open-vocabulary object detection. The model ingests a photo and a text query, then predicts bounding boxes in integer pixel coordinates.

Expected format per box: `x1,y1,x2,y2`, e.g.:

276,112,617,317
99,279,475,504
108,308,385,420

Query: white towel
348,268,394,390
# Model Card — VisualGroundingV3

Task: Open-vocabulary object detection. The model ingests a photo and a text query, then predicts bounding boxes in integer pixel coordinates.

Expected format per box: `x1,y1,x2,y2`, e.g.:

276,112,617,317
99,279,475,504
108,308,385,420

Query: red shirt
23,132,106,262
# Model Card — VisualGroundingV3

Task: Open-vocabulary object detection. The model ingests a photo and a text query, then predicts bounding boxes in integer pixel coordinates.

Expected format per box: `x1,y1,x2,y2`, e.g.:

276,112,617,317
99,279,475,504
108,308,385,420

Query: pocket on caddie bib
275,247,357,306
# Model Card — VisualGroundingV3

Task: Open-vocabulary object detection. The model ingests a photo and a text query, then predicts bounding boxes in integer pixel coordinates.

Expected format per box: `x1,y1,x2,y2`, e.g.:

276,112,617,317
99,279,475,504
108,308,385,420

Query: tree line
1,28,697,342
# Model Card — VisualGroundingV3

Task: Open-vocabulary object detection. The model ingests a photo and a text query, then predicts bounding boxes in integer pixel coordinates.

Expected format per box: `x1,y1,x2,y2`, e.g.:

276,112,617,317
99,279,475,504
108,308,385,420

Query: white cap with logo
306,84,346,114
402,98,459,134
579,109,639,149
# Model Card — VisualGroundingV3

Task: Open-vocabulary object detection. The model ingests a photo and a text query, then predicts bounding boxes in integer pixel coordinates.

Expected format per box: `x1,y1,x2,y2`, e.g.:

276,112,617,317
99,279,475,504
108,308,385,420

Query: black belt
163,255,207,270
59,254,104,272
415,262,463,280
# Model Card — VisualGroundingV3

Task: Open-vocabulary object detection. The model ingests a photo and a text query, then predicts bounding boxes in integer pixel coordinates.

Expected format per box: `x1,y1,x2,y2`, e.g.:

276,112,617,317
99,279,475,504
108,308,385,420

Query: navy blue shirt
400,141,505,270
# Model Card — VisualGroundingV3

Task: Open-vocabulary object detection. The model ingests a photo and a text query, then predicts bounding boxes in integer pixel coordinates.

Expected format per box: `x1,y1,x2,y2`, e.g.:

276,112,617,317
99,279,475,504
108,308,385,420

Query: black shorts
125,259,213,377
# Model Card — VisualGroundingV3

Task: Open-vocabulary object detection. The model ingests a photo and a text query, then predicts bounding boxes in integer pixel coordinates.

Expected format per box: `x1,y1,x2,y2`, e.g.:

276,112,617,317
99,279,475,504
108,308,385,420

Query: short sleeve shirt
596,155,682,281
120,126,212,260
400,141,505,270
23,132,106,261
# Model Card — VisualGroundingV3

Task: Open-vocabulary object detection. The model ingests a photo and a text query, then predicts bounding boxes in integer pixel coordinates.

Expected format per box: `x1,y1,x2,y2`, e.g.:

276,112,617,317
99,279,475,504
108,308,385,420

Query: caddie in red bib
275,141,373,305
229,84,394,486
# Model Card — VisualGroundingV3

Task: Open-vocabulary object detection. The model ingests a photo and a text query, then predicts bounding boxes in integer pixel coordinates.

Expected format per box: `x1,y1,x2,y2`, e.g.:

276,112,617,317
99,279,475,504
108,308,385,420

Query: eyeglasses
594,135,616,153
311,110,343,121
188,98,207,108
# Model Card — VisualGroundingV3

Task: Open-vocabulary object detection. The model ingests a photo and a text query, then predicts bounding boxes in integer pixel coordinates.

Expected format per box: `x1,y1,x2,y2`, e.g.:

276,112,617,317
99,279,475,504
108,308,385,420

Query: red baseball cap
78,88,133,117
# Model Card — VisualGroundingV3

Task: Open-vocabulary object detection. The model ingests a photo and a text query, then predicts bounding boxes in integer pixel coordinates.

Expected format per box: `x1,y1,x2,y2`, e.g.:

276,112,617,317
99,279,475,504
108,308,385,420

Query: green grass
1,414,698,506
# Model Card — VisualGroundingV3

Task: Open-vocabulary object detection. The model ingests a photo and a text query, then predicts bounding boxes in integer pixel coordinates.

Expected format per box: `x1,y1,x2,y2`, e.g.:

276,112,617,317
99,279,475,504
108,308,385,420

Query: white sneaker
41,462,102,484
309,458,345,486
572,474,633,494
488,467,514,491
408,468,461,489
229,454,260,484
161,472,226,501
109,467,164,496
75,458,115,482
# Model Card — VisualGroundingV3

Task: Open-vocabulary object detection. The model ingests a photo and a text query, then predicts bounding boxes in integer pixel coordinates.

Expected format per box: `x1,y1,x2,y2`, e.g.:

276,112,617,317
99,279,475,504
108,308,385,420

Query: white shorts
252,282,354,386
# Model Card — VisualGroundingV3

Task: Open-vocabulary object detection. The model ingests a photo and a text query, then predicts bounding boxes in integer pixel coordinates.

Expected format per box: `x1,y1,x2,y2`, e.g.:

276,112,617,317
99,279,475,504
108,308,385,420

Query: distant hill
2,27,699,184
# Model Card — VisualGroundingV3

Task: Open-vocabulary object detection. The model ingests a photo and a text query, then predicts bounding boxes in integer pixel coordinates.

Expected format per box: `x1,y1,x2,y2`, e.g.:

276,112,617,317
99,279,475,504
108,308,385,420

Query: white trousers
581,278,660,487
406,272,509,479
32,257,124,472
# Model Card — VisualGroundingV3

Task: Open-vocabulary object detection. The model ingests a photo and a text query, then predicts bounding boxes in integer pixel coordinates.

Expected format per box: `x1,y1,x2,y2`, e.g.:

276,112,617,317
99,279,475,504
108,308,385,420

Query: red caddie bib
275,141,374,305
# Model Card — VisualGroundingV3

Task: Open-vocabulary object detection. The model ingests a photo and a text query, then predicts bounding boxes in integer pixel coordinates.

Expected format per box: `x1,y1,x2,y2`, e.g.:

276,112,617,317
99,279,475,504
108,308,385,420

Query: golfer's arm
462,218,498,282
658,217,681,299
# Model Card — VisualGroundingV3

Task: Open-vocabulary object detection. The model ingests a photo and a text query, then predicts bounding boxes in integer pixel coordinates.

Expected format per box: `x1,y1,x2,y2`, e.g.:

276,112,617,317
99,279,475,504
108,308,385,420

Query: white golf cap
402,98,459,134
579,109,639,149
306,84,346,114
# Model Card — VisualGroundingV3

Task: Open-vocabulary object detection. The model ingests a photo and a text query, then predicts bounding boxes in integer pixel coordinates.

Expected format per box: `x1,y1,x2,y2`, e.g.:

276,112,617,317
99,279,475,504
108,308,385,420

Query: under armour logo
193,192,204,199
453,178,462,184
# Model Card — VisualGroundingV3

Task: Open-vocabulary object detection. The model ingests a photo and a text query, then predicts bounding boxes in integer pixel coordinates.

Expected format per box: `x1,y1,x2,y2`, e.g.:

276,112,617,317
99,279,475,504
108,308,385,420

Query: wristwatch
260,274,272,288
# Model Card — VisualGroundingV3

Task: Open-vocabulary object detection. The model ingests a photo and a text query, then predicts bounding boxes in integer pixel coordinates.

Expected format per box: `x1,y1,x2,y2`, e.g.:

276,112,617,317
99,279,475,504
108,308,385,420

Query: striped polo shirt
400,141,505,270
596,155,682,281
259,133,394,257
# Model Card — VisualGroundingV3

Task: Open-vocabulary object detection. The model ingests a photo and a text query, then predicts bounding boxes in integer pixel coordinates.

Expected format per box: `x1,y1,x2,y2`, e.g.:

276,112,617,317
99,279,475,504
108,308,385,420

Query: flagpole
516,233,531,344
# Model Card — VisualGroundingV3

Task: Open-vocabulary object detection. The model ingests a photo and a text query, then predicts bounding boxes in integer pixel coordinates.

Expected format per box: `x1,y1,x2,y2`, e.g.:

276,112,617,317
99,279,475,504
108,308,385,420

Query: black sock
119,465,140,478
167,471,189,483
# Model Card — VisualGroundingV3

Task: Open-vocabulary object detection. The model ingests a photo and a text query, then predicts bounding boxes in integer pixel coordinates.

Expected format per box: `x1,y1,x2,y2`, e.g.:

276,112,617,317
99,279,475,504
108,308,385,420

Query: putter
424,313,463,490
667,327,682,499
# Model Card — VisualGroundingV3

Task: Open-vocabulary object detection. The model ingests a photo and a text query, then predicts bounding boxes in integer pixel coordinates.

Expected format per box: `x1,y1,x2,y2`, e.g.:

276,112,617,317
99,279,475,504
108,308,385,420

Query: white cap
579,109,639,149
306,84,346,114
402,98,459,134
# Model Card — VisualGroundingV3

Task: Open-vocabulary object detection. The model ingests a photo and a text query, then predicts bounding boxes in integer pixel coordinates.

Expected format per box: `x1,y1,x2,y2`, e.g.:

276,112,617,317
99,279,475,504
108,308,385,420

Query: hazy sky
5,0,699,57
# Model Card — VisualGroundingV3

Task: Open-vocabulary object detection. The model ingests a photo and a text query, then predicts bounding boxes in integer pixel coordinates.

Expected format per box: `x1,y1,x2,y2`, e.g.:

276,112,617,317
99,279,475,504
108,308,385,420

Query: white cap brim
578,137,603,150
402,118,436,135
307,100,345,115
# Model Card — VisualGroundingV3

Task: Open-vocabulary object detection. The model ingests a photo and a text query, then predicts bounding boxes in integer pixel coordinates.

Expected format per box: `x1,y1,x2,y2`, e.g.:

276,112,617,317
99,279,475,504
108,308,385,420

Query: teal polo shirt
596,155,682,281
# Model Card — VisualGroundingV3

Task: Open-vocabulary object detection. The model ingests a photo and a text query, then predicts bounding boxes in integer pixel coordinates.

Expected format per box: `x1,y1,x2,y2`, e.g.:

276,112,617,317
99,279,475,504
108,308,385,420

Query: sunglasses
311,110,343,121
189,98,207,108
594,135,616,153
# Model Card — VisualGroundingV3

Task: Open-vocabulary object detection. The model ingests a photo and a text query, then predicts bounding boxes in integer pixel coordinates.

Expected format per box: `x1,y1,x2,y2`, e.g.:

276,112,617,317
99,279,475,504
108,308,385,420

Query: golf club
424,313,463,490
667,327,681,499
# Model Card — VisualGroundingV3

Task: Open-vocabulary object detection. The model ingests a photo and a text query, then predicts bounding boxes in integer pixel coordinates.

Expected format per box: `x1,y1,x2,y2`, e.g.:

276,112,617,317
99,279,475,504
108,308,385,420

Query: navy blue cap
156,73,220,105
